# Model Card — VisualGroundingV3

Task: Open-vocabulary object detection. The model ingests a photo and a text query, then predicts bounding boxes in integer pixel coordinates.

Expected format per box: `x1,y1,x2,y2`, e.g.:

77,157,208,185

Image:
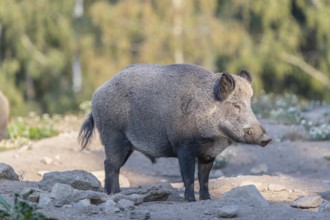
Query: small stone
291,195,323,209
250,164,268,175
71,189,107,205
38,192,52,208
268,184,287,192
74,199,91,207
203,210,212,215
37,170,50,177
0,163,19,180
319,201,330,213
62,204,73,208
103,199,120,214
117,199,135,210
119,174,130,188
112,193,144,205
40,157,53,165
223,185,269,208
129,210,151,220
218,205,239,218
51,183,74,207
20,188,44,203
81,205,100,215
19,145,30,152
111,184,172,206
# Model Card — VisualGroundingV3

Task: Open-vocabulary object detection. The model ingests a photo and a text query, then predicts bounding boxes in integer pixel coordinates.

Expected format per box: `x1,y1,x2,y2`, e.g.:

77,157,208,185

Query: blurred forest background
1,0,330,115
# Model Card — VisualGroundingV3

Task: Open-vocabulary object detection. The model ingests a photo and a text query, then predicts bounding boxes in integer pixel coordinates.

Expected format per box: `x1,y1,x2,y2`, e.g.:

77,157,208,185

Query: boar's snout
243,125,272,147
259,133,272,147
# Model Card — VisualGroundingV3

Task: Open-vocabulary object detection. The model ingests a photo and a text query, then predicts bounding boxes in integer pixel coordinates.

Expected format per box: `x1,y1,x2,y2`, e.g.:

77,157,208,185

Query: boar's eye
233,103,241,112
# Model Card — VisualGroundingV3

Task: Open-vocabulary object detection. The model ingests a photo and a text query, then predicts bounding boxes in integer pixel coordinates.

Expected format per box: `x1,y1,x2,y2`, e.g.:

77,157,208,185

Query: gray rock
38,170,102,191
203,210,212,215
71,189,108,205
250,163,268,175
117,199,135,210
113,184,172,204
112,193,145,205
74,198,91,207
50,183,108,207
40,157,53,165
291,195,323,209
102,199,120,214
38,192,53,208
80,204,100,215
218,205,239,218
223,185,269,208
129,210,151,220
319,201,330,213
20,188,44,203
0,163,19,180
50,183,75,207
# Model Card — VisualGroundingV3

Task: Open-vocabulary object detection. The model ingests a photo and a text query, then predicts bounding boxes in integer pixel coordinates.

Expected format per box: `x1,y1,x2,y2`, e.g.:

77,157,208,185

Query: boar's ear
240,70,252,83
214,72,236,101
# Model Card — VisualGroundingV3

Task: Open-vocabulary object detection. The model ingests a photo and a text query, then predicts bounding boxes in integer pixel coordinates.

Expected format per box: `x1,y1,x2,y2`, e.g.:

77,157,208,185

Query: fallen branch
281,53,330,89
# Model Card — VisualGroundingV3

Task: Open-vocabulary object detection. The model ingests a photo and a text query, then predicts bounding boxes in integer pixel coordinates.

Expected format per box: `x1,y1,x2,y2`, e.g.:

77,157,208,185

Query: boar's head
215,70,272,147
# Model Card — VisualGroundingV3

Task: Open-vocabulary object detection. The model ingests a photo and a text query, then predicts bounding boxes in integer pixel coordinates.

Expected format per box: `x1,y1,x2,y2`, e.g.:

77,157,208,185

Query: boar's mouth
219,125,271,146
219,126,242,143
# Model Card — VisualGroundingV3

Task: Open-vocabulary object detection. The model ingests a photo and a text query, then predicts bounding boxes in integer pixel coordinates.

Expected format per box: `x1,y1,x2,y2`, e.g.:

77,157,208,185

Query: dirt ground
0,111,330,219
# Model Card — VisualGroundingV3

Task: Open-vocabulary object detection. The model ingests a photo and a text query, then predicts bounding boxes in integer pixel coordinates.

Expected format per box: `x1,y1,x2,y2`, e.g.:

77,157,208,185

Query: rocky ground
0,108,330,219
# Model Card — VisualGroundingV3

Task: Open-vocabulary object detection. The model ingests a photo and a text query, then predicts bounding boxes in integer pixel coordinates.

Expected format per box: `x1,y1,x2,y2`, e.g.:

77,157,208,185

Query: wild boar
79,64,272,202
0,90,9,140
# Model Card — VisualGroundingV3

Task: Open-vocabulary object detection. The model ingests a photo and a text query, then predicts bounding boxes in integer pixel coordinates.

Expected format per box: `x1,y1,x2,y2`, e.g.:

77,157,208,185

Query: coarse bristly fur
78,63,271,202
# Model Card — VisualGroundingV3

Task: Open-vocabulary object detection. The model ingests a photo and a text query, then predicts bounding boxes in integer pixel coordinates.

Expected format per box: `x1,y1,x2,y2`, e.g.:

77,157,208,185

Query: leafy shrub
7,113,58,140
0,193,56,220
0,137,31,152
253,93,330,141
301,120,330,141
0,113,59,151
252,93,305,124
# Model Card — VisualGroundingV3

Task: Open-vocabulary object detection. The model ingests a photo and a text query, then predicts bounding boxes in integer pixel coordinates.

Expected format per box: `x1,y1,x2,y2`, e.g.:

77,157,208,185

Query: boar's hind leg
102,131,133,194
177,145,196,202
198,158,214,200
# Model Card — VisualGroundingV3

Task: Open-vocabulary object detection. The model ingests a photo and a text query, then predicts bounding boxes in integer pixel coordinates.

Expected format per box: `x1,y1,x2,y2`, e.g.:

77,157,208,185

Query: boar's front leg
198,158,214,200
177,145,196,202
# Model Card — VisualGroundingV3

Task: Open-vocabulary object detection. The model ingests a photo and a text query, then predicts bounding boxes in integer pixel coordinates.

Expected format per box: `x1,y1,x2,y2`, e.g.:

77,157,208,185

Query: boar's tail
78,113,95,150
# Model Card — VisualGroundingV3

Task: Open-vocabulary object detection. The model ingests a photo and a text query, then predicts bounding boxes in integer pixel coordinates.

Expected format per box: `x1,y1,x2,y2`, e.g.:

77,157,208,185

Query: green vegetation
0,113,59,151
252,93,305,124
0,193,56,220
7,113,58,140
253,93,330,141
0,0,330,115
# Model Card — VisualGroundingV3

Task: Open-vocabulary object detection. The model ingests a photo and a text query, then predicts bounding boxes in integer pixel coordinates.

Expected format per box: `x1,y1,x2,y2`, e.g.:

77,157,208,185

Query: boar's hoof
200,194,211,201
185,197,197,202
